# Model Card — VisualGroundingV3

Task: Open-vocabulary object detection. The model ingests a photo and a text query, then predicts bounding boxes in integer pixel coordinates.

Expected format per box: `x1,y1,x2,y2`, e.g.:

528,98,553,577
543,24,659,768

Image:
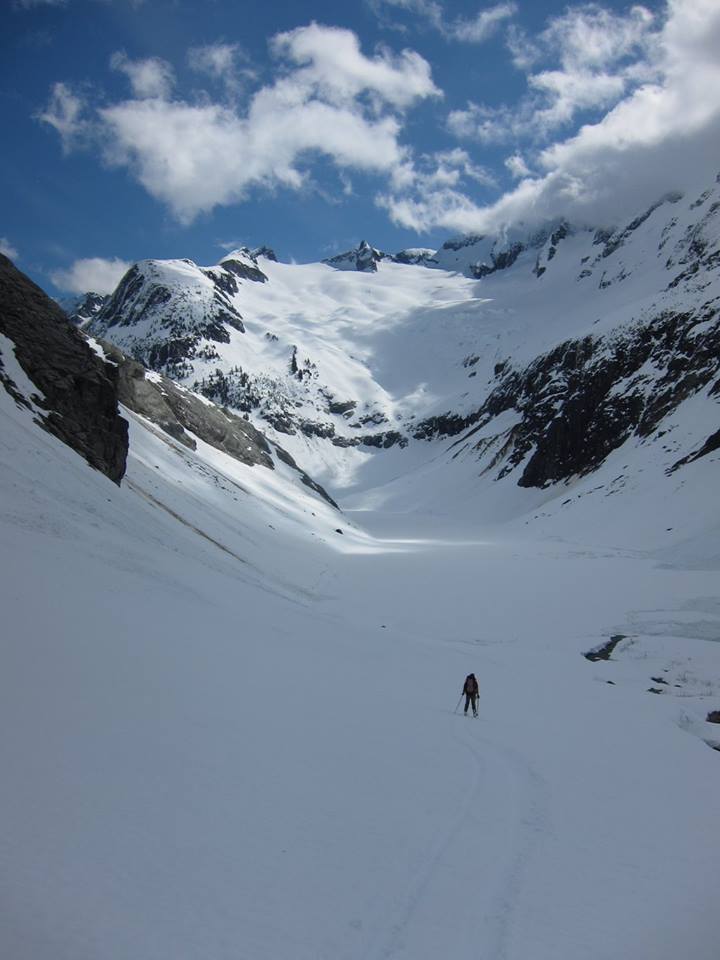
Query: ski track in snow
355,704,549,960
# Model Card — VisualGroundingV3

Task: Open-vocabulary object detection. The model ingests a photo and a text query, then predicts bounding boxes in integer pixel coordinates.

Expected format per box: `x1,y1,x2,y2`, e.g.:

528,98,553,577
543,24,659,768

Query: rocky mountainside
0,255,128,483
85,176,720,501
323,240,437,272
95,338,337,507
0,255,336,510
59,291,109,327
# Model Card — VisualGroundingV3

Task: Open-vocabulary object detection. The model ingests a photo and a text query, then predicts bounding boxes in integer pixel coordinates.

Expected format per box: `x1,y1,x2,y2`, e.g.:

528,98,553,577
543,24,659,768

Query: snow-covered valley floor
2,383,719,960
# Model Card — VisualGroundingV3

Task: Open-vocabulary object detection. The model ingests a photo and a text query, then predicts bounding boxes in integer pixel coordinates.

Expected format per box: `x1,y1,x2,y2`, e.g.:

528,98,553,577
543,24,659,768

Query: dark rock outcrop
60,291,108,327
100,340,338,507
0,255,128,483
584,635,627,661
324,240,386,272
219,250,268,284
444,304,720,488
101,341,275,469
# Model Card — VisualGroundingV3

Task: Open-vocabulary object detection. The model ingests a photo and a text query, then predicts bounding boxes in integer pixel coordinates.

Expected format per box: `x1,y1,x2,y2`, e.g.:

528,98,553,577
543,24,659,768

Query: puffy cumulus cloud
452,4,657,143
110,51,175,99
40,24,439,224
0,237,19,261
99,98,405,223
50,257,131,294
450,3,518,44
271,23,441,109
385,0,720,234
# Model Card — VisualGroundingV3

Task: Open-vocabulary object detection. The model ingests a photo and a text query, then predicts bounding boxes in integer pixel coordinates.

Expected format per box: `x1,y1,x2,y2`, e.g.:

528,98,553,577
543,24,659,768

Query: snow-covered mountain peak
82,174,720,518
323,239,387,272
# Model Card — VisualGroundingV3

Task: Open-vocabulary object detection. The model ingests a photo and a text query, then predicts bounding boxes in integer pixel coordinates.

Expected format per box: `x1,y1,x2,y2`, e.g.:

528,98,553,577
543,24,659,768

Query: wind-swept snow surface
1,351,719,960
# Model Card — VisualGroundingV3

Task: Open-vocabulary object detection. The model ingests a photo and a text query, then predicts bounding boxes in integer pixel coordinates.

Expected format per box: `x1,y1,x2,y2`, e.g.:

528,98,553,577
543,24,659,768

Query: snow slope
1,323,720,959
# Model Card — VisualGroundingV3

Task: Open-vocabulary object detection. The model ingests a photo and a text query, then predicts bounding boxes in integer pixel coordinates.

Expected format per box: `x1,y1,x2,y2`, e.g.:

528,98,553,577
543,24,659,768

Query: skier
462,673,479,717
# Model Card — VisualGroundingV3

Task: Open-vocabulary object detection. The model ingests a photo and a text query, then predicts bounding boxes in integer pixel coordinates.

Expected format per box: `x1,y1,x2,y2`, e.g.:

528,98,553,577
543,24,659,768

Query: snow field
1,371,719,959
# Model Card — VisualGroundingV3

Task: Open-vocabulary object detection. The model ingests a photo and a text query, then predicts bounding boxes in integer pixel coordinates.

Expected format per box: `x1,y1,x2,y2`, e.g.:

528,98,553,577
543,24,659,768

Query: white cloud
271,23,440,110
504,153,531,178
451,4,658,143
380,148,495,228
35,82,88,152
188,43,256,99
50,257,131,294
41,24,440,224
369,0,517,43
450,3,518,44
0,237,19,260
384,0,720,233
99,97,407,223
110,51,175,99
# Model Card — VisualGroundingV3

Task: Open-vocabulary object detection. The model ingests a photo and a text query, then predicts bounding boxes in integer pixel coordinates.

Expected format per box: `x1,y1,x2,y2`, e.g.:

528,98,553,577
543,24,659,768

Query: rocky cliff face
97,339,337,507
0,255,128,483
442,304,720,487
60,291,109,327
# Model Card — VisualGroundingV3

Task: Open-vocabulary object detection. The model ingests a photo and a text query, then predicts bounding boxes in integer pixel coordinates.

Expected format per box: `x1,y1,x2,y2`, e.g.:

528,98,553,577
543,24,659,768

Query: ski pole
454,695,463,714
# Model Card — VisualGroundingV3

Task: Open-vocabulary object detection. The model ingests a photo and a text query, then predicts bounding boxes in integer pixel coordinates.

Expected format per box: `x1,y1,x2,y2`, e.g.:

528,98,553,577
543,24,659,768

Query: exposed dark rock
331,430,408,450
100,339,337,509
251,246,278,262
413,412,477,441
473,241,524,279
327,399,357,416
584,635,627,661
392,249,438,266
273,446,338,508
219,252,268,284
100,341,274,469
669,428,720,471
707,711,720,724
0,255,128,483
324,240,386,273
359,431,407,449
355,412,388,427
60,291,108,327
442,303,720,488
299,419,336,439
441,235,484,253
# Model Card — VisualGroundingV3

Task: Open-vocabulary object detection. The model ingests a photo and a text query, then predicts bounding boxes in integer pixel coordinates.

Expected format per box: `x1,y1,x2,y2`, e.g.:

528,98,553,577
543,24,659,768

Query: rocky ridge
0,254,128,483
96,338,337,507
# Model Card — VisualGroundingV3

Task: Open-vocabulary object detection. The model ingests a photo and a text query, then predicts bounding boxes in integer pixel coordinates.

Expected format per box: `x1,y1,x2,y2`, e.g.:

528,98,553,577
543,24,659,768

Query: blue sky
2,0,718,295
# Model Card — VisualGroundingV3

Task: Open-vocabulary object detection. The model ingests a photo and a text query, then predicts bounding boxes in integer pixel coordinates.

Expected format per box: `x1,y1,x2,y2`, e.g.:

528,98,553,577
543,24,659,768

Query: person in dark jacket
462,673,479,716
